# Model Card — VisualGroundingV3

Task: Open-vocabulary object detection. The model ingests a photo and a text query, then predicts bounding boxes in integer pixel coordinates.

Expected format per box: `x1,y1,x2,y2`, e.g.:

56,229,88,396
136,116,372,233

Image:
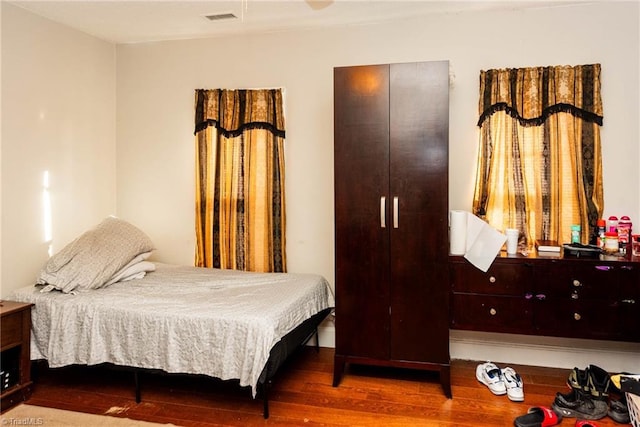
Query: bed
9,217,334,418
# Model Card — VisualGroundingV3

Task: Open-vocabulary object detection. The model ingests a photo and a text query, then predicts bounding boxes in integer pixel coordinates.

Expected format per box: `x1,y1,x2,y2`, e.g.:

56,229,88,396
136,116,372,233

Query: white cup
505,228,519,254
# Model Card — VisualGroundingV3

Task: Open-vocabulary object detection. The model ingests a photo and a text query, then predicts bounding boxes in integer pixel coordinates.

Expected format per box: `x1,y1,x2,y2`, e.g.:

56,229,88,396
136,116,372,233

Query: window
193,89,286,272
473,64,603,247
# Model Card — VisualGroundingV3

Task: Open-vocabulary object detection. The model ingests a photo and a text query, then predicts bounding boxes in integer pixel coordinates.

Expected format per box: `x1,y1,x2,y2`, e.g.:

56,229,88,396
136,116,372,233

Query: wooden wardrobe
333,61,451,397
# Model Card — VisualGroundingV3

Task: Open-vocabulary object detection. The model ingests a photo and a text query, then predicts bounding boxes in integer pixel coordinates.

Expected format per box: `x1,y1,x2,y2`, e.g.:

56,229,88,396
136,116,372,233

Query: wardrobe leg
333,355,345,387
440,365,452,398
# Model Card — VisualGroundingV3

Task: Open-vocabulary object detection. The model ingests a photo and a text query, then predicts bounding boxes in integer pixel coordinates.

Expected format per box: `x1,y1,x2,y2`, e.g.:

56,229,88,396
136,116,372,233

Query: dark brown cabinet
333,61,451,397
1,301,34,412
450,254,640,342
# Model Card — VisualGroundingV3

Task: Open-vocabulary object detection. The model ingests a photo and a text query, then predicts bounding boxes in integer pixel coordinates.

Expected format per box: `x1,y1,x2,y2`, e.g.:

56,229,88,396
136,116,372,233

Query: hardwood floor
18,347,628,426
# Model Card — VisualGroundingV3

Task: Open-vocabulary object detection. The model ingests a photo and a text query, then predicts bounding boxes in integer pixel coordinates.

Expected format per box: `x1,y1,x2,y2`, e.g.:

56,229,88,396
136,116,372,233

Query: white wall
0,3,117,296
116,1,640,371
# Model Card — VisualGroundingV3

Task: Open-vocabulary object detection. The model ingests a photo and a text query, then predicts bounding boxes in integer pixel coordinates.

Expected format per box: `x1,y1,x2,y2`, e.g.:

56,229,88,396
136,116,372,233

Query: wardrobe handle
380,196,386,228
393,196,399,228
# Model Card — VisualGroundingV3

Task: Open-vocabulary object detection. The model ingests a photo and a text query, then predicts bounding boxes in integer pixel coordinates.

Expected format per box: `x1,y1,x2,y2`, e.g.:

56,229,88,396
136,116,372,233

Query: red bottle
618,216,632,254
596,218,606,248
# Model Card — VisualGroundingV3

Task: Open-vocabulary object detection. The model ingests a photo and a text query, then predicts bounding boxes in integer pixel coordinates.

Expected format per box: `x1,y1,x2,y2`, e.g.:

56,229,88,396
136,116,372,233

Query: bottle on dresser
618,216,632,255
595,219,606,248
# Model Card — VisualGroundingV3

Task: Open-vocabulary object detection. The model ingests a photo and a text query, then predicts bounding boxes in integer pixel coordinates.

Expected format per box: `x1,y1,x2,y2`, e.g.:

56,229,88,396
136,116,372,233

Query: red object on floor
575,421,599,427
514,406,562,427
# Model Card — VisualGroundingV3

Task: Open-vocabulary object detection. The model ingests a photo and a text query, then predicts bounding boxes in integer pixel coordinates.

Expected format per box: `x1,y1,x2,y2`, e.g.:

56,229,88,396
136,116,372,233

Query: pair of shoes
513,406,561,427
476,361,524,401
552,365,609,420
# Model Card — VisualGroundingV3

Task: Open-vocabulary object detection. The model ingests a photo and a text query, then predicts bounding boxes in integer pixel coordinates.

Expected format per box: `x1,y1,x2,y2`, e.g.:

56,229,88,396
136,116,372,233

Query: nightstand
1,300,34,412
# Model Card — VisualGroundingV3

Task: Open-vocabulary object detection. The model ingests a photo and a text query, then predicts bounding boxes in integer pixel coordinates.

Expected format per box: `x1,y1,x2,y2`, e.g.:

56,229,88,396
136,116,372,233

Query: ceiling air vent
204,12,238,21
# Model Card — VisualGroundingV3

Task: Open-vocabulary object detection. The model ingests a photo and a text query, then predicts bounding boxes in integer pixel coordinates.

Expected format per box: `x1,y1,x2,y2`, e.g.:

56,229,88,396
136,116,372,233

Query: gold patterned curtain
194,89,286,272
472,64,603,247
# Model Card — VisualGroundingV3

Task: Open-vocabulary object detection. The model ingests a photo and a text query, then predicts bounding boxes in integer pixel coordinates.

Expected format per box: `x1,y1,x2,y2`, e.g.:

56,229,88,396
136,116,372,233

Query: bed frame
37,308,332,419
255,308,332,418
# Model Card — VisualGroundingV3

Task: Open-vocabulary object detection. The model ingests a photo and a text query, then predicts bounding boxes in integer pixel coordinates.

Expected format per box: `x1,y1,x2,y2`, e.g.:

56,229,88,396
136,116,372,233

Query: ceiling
8,0,585,44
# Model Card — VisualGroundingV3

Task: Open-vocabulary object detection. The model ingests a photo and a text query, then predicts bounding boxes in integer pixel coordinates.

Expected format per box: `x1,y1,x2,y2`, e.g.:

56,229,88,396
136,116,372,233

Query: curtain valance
477,64,603,127
194,89,286,138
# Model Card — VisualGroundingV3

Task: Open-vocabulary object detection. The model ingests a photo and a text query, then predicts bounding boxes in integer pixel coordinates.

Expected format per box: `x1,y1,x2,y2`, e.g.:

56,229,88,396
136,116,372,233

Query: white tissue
449,210,467,255
449,210,507,272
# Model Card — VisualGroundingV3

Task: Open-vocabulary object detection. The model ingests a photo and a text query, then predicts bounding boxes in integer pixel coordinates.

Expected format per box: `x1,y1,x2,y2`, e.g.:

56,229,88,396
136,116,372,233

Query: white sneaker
476,362,506,395
502,367,524,401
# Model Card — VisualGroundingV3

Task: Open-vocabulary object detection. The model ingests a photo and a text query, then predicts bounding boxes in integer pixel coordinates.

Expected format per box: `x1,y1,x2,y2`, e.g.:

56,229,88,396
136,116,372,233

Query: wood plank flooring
16,347,628,426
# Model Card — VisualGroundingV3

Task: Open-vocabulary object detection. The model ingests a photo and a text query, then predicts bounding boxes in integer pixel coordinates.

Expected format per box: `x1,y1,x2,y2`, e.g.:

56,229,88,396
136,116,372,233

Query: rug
0,404,175,426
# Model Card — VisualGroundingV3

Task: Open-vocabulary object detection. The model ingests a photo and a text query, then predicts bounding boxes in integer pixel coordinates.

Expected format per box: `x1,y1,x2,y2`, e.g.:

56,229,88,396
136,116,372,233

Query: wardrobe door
388,61,450,363
334,64,391,360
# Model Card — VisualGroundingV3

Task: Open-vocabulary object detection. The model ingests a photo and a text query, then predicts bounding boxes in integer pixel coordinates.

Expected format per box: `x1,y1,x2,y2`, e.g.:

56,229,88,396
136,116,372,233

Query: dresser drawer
451,294,533,333
534,298,622,340
534,261,619,299
618,263,640,298
451,261,531,296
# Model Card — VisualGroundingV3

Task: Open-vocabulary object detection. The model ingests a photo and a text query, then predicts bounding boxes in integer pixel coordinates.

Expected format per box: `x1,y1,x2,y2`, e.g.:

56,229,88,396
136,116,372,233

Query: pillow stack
37,216,156,293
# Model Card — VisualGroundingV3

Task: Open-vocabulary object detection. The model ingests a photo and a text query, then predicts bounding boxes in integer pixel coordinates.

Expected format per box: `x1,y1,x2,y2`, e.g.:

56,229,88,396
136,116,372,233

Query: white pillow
37,216,155,293
103,259,156,287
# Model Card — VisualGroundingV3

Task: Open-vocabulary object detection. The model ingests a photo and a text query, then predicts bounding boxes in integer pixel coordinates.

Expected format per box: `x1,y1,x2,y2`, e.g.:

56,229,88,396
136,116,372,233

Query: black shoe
608,397,631,424
552,389,608,420
607,372,631,424
568,367,590,393
587,364,611,401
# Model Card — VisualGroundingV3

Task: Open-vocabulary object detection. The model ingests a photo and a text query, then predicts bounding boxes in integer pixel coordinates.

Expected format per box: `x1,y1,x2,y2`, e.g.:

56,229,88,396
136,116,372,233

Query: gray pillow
37,216,155,293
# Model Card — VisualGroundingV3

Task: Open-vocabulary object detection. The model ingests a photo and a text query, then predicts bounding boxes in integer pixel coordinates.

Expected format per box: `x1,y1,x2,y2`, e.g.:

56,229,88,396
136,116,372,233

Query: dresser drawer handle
595,266,613,271
621,299,636,304
489,276,496,283
489,308,497,316
571,291,579,300
573,280,582,287
574,313,581,321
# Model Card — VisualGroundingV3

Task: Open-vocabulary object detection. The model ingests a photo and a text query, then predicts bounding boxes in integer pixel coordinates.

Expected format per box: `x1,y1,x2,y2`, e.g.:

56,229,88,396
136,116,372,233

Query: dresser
333,61,451,397
450,253,640,342
1,300,34,412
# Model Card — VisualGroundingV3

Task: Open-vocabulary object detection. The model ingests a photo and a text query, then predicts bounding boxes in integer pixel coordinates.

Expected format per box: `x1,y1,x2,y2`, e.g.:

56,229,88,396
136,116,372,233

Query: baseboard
311,324,640,373
305,315,335,348
317,324,335,348
450,330,640,373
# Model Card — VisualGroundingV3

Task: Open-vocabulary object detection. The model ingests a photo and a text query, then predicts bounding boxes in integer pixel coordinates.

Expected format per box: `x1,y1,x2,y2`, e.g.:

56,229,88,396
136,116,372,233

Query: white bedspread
10,263,333,396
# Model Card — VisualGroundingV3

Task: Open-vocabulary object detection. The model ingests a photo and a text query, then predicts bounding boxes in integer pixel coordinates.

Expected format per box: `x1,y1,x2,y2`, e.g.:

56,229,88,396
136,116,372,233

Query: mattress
10,263,333,396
